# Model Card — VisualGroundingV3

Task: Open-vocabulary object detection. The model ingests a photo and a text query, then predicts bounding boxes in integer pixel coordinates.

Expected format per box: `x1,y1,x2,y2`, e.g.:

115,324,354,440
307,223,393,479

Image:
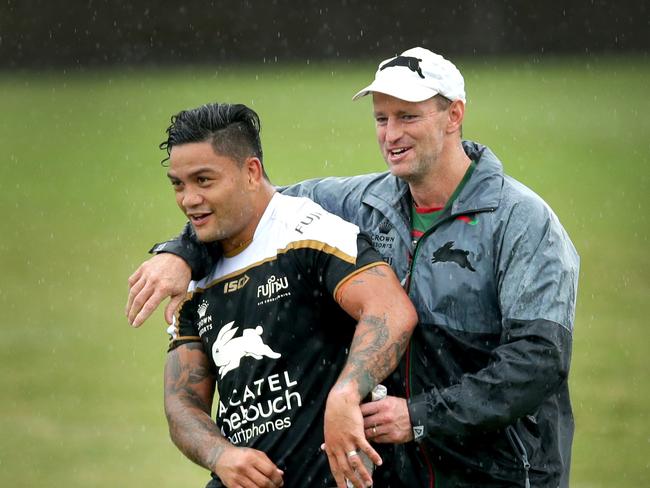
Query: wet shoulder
272,193,360,256
501,175,558,224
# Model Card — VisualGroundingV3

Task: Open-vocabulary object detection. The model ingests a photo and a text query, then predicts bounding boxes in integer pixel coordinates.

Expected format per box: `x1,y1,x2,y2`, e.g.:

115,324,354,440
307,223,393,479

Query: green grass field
1,56,648,487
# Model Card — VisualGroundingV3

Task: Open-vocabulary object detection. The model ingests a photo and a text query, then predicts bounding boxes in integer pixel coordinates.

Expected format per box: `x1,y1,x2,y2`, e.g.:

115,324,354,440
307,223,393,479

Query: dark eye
170,179,182,190
402,114,417,121
375,116,388,125
197,176,211,186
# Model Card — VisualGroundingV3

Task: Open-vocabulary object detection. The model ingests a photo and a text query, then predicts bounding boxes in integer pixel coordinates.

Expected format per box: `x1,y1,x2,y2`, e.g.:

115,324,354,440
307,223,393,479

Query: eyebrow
373,109,416,116
166,166,217,180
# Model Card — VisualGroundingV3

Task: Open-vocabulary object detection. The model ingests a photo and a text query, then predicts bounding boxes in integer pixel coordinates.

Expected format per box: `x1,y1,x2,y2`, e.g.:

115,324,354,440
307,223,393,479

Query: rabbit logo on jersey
214,321,302,445
212,321,281,378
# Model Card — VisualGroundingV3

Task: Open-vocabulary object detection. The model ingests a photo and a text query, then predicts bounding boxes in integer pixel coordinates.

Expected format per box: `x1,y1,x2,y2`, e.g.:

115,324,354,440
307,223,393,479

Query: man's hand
214,445,284,488
361,395,414,444
323,387,381,488
126,253,191,327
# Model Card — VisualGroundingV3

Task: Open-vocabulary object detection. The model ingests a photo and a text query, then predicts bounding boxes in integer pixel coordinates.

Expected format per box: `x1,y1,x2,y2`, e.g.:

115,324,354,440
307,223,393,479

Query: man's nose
181,189,203,208
384,118,403,143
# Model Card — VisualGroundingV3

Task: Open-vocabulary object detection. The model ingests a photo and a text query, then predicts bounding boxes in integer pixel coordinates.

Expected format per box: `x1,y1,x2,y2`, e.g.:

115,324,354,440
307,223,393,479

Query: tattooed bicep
165,343,215,408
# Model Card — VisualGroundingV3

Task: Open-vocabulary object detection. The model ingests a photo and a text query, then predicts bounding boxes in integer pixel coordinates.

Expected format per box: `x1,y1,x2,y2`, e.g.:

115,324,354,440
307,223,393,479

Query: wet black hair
160,102,267,179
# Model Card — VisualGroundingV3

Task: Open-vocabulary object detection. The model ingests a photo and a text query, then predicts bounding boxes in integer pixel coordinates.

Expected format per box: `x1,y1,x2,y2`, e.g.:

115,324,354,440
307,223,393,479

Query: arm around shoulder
126,252,192,327
150,221,218,280
126,221,222,327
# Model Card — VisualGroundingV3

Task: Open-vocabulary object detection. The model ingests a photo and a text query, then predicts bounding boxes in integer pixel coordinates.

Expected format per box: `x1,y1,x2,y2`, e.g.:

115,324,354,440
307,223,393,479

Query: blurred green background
1,57,648,486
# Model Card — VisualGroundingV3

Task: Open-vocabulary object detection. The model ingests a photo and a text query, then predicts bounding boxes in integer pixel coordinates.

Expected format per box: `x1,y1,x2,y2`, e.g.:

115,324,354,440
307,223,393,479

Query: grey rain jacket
154,141,579,488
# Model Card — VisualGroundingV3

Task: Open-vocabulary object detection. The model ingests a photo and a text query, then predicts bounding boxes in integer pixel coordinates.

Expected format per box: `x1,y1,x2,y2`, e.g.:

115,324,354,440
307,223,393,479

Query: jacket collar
452,141,504,215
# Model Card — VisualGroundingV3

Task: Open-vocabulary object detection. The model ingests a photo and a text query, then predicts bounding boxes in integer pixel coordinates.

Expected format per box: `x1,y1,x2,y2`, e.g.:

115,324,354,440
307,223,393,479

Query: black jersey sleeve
304,231,386,299
329,232,387,297
167,294,202,352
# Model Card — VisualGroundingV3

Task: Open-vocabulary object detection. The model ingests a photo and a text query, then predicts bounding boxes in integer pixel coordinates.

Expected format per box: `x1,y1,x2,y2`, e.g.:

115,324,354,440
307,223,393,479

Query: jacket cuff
148,240,214,281
407,394,429,443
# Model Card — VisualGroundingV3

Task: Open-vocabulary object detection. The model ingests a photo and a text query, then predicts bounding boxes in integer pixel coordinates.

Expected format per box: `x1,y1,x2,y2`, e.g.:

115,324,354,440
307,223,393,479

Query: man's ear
447,100,465,134
245,157,264,187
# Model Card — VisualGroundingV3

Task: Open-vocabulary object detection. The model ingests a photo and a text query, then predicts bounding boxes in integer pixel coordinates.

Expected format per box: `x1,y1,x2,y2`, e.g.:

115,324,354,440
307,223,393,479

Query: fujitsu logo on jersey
294,211,322,234
212,321,281,378
257,275,289,299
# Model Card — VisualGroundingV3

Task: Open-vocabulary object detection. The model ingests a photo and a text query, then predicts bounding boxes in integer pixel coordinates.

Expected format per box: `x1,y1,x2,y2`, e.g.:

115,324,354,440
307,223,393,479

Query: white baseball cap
352,47,466,103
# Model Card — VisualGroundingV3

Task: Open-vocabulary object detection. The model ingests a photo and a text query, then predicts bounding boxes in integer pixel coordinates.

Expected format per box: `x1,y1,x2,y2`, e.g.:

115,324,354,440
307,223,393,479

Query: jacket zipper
403,205,496,488
506,426,531,488
404,232,437,488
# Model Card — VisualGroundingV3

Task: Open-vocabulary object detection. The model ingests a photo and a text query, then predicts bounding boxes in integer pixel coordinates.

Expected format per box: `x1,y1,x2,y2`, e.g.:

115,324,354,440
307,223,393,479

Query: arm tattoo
166,343,212,412
336,313,394,398
365,266,388,277
164,343,228,471
347,266,388,288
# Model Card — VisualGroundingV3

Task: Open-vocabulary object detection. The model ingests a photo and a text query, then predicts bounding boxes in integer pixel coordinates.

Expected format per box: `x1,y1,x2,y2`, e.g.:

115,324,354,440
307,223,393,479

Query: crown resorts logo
198,300,209,318
196,299,213,336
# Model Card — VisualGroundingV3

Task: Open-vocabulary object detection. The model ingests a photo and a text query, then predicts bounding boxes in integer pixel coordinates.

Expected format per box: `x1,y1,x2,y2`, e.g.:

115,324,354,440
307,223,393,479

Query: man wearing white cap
127,47,579,487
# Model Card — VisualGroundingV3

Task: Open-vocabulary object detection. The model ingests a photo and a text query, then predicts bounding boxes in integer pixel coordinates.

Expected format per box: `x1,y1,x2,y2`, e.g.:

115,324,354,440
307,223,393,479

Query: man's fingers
269,469,284,487
362,412,383,431
360,401,381,417
365,424,380,441
235,478,257,488
131,289,165,327
128,282,154,326
342,451,372,488
324,448,346,488
127,266,143,287
372,433,393,444
251,455,284,487
359,441,382,466
247,465,283,488
125,275,146,317
331,465,347,488
165,294,185,325
126,253,192,327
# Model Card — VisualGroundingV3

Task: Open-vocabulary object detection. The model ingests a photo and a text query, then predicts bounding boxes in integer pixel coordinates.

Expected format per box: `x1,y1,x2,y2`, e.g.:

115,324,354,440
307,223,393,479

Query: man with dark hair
128,48,579,487
152,102,417,488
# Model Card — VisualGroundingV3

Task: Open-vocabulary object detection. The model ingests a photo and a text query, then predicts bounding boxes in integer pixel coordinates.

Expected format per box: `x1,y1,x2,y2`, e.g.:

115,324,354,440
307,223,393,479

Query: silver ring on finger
372,425,377,435
346,449,358,458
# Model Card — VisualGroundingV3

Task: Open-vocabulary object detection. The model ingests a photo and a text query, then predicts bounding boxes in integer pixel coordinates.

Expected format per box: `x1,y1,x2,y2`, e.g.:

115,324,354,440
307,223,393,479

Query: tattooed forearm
164,344,228,472
167,399,227,469
333,262,418,401
335,313,394,398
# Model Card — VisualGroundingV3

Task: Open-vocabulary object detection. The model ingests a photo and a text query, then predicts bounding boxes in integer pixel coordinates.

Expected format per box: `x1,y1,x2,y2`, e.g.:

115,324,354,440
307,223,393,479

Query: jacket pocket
506,425,531,488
